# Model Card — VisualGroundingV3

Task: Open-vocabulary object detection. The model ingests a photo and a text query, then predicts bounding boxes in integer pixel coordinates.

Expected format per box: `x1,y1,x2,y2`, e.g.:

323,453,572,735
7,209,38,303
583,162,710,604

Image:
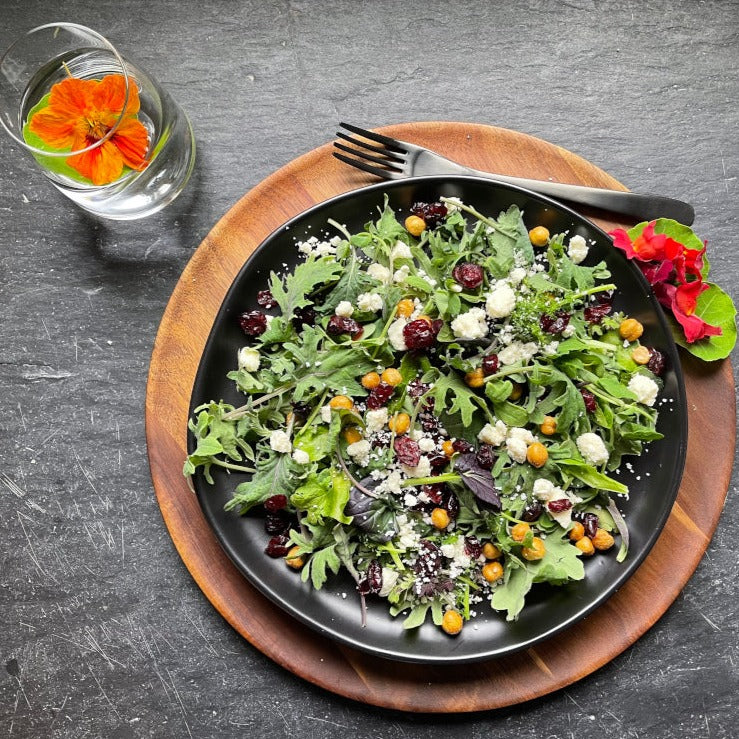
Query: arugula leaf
269,258,343,318
321,250,377,313
431,371,479,426
558,460,629,496
291,468,352,525
225,451,300,513
490,563,535,621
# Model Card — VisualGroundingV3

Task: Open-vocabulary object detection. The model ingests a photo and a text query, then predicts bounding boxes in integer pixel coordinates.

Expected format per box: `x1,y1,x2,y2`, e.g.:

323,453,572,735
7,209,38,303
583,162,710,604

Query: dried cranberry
475,444,495,470
394,436,421,466
407,379,430,398
428,454,448,469
452,439,473,454
580,388,597,413
371,430,391,449
452,262,484,289
583,512,599,538
481,354,500,376
411,201,448,228
419,412,440,433
256,289,278,309
464,536,483,559
548,498,573,513
367,382,394,409
442,491,460,520
264,494,288,512
327,315,363,339
647,348,666,376
264,510,290,534
292,305,316,330
540,311,571,334
584,302,613,324
422,484,444,505
414,540,442,577
522,501,543,522
403,319,436,350
366,559,382,593
265,534,291,558
431,319,444,336
238,310,268,336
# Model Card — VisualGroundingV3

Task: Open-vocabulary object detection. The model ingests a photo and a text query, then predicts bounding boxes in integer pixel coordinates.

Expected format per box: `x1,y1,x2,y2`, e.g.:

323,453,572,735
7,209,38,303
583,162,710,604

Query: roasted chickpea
539,415,557,436
343,427,362,445
631,346,651,365
442,609,464,636
482,561,504,582
509,382,524,401
592,528,615,551
568,521,586,542
464,368,485,388
285,546,305,569
482,542,502,560
396,298,414,318
329,395,353,410
510,522,531,542
388,412,411,434
526,441,549,468
575,537,595,556
522,537,546,561
381,367,403,387
442,440,455,457
619,318,644,342
361,371,381,389
405,215,426,237
529,226,550,247
431,507,451,530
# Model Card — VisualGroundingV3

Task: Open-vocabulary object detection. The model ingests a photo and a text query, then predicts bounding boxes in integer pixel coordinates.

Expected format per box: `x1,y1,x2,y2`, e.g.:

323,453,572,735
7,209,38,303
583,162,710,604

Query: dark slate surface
1,1,737,737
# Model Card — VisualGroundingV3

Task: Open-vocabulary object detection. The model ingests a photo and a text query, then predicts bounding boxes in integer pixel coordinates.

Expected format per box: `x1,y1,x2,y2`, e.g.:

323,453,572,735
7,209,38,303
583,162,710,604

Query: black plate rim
188,175,688,664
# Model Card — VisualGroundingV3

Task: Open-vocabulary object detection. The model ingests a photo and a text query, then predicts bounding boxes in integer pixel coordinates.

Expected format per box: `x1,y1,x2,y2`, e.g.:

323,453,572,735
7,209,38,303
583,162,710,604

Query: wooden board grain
145,122,735,712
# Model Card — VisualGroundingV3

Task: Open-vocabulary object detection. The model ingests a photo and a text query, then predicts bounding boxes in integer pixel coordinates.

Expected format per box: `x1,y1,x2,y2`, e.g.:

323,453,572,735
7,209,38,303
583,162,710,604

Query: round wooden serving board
146,122,735,712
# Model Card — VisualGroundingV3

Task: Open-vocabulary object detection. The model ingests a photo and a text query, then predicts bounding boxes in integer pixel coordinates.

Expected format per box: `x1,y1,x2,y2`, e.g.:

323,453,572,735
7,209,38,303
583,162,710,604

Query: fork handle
422,160,695,225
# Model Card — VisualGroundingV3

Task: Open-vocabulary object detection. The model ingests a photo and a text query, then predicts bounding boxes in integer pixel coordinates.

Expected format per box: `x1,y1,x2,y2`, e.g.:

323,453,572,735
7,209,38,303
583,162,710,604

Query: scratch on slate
17,510,56,582
184,613,218,657
17,403,27,431
306,716,350,729
165,668,193,739
699,612,721,631
88,664,122,721
1,473,25,498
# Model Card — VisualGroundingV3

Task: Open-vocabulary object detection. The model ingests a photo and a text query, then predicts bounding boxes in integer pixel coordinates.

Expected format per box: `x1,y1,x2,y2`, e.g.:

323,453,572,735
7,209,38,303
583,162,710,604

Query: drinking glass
0,23,195,220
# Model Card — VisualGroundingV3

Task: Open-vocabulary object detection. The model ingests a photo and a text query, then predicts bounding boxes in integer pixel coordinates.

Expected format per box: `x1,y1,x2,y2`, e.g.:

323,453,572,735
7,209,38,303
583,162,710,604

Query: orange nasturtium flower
28,74,149,186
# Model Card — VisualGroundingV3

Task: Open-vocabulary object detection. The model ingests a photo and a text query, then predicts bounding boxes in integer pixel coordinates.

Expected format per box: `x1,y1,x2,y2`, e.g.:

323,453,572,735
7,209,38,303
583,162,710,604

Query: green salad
185,196,667,635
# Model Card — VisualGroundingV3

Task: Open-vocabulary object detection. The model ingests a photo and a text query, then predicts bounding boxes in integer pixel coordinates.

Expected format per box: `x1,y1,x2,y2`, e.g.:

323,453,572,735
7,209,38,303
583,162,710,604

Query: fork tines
333,122,406,180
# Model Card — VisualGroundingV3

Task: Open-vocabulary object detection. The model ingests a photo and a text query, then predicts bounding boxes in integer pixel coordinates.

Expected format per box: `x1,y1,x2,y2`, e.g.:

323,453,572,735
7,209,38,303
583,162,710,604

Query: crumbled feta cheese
418,437,436,453
450,307,488,340
508,267,527,286
391,241,413,260
367,262,391,283
388,318,408,351
542,341,559,356
378,567,399,597
627,374,659,406
292,448,310,464
532,478,574,527
365,408,389,433
404,456,432,479
478,420,507,446
485,283,517,318
441,535,472,577
403,492,418,507
450,283,463,293
297,235,337,257
508,427,535,445
269,430,292,454
532,478,556,500
357,292,383,313
320,404,333,423
395,513,420,549
380,469,404,496
393,264,410,283
346,439,371,467
335,300,354,317
562,324,576,338
498,340,538,365
568,234,589,264
442,196,463,213
237,347,260,372
576,432,609,466
506,437,528,463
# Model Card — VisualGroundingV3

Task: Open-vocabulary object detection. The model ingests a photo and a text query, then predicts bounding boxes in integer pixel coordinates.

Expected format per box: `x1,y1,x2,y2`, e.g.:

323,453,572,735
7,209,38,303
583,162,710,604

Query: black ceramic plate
189,176,687,664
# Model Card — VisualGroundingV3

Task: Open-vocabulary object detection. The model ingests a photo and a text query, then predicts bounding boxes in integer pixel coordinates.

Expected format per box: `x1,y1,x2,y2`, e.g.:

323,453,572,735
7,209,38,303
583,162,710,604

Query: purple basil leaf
345,477,397,541
454,453,502,511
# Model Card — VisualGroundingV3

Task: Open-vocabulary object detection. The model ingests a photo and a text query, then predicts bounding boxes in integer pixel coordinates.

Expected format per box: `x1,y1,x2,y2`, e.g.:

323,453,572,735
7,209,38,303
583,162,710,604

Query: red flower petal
610,228,638,259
